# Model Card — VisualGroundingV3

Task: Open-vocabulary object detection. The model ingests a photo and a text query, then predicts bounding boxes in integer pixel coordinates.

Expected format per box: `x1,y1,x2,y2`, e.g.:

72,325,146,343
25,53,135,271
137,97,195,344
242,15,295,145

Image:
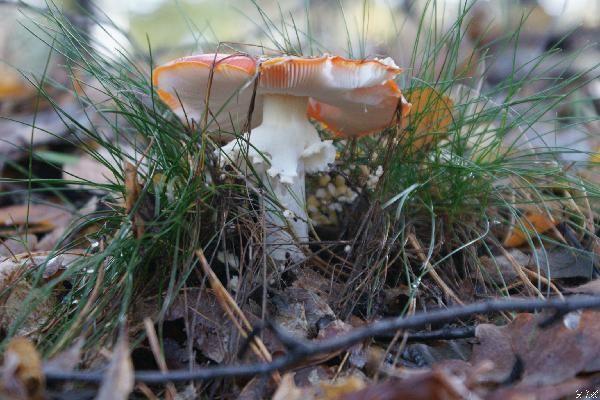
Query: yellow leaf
1,337,45,400
503,211,560,248
319,376,366,399
401,87,454,151
0,66,34,101
591,147,600,163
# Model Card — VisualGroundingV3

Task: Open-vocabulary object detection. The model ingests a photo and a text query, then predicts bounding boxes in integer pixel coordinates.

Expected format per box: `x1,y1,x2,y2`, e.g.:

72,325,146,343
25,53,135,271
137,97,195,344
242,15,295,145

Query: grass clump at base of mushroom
0,0,598,382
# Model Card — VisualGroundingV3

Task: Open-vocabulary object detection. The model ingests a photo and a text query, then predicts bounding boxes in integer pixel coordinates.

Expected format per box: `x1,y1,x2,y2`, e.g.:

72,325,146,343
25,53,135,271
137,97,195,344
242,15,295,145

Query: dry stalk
496,245,545,299
143,318,177,399
407,233,463,305
195,249,281,384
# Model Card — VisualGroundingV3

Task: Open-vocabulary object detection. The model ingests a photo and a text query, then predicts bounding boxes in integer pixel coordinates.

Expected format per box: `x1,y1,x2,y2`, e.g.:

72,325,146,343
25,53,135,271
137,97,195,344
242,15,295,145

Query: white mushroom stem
222,94,336,261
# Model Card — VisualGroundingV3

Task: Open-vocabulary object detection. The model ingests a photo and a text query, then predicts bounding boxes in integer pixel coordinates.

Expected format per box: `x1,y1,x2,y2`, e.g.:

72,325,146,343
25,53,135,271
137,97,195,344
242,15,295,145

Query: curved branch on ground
44,295,600,384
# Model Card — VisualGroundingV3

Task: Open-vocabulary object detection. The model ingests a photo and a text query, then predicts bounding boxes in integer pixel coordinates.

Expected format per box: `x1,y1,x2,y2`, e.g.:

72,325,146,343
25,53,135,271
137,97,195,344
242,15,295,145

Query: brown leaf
271,297,309,339
565,280,600,295
284,287,336,330
125,161,145,239
317,319,353,341
43,337,84,373
0,204,73,233
237,376,279,400
338,371,467,400
0,251,85,338
469,323,515,383
0,278,56,337
62,151,114,186
471,310,600,385
96,332,134,400
529,246,595,279
0,337,45,400
165,289,230,363
0,234,37,257
271,284,336,341
478,250,527,285
487,377,600,400
0,252,85,286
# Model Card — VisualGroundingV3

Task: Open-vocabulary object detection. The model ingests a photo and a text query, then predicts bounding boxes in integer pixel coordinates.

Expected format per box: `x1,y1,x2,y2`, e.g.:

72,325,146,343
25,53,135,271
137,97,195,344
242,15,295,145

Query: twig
374,326,476,341
45,295,600,384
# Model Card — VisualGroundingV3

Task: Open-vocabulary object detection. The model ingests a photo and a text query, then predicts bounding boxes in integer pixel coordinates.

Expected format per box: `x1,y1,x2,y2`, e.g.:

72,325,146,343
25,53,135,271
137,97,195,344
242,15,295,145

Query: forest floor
1,1,600,399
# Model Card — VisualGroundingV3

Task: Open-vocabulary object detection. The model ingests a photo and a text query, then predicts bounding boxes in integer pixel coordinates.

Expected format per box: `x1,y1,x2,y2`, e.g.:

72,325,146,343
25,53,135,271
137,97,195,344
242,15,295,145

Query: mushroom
152,53,259,135
153,53,410,261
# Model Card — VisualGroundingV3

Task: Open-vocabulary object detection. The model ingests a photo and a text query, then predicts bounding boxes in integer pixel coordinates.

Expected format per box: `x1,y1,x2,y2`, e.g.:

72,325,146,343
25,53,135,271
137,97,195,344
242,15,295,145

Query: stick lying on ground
44,295,600,384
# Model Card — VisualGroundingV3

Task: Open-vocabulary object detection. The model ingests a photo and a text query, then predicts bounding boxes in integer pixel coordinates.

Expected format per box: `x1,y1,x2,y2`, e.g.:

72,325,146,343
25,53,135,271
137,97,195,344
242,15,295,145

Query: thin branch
375,326,476,341
44,295,600,384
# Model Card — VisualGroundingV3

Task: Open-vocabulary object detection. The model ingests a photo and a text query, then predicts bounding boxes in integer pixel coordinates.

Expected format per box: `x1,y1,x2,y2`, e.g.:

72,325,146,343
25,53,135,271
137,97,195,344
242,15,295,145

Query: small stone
315,188,328,199
359,165,370,177
229,276,239,292
327,183,337,197
327,202,343,212
336,184,349,196
319,174,331,186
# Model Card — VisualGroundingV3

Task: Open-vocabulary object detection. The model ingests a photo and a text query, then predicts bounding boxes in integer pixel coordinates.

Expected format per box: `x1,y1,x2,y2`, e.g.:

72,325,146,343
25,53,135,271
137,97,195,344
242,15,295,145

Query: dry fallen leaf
338,370,467,400
0,203,73,233
44,337,84,374
0,65,34,102
487,376,600,400
319,376,367,399
165,288,230,363
272,373,368,400
565,280,600,295
0,252,85,286
0,252,84,337
0,234,37,257
272,373,306,400
96,332,134,400
480,246,594,284
62,149,115,186
0,277,56,337
471,310,600,385
503,210,560,248
0,337,45,400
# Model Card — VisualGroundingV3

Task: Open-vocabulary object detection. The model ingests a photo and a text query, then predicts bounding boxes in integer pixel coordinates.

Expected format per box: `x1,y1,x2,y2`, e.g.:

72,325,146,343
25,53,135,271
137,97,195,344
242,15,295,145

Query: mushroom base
262,162,308,261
